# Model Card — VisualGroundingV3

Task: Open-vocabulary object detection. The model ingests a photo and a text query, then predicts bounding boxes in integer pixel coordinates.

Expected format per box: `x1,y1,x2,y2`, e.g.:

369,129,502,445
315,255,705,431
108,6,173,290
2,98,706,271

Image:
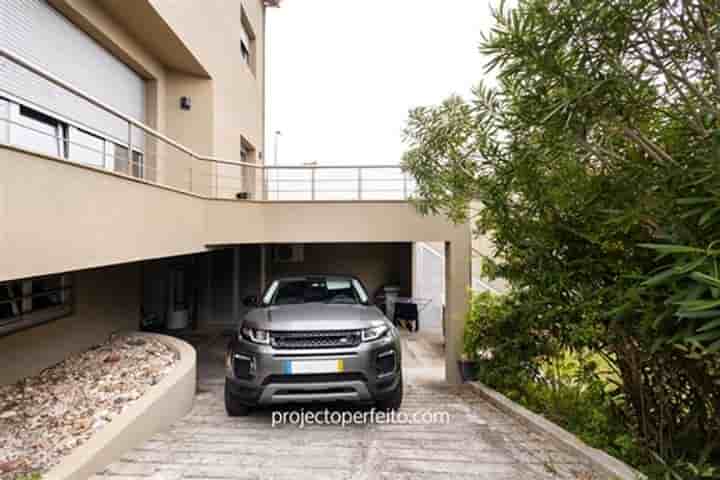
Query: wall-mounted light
180,96,192,111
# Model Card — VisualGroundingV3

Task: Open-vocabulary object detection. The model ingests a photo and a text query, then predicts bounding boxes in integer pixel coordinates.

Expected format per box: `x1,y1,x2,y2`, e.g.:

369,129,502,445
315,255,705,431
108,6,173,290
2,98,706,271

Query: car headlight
240,326,270,345
362,325,389,342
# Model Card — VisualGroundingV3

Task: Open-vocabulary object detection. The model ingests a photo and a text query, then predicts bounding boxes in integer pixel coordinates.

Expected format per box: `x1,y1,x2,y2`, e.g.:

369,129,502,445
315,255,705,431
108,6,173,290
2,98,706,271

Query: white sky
264,0,499,166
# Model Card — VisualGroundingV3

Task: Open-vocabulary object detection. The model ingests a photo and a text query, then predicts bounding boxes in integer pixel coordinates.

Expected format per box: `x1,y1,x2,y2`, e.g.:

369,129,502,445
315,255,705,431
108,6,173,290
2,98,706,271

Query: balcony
0,47,416,202
0,46,467,284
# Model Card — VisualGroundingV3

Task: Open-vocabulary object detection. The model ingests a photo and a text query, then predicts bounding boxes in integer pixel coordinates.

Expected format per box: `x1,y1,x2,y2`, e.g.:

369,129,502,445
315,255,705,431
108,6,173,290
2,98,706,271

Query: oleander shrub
405,1,720,477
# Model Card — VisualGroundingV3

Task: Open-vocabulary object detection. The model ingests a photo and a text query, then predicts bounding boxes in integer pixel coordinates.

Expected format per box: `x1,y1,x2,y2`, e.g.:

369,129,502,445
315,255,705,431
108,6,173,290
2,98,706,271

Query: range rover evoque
225,275,403,416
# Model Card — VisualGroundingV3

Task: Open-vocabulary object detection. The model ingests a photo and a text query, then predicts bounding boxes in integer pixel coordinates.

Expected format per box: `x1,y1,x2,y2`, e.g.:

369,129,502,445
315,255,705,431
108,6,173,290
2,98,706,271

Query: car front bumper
226,331,402,406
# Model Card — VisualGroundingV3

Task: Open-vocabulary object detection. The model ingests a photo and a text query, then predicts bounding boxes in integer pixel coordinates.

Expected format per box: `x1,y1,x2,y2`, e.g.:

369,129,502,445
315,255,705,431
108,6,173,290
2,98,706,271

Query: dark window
0,283,22,321
131,150,144,178
241,41,250,64
240,8,255,72
19,105,60,127
241,144,250,163
0,274,73,337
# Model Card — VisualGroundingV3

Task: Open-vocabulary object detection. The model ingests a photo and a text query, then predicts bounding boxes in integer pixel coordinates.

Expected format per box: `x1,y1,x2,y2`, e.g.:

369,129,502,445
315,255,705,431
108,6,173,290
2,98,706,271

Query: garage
0,0,145,174
138,243,441,335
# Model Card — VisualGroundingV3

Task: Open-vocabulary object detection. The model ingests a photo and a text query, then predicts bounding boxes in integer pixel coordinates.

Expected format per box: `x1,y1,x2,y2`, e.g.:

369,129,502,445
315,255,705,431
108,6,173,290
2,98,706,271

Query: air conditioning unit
273,244,304,263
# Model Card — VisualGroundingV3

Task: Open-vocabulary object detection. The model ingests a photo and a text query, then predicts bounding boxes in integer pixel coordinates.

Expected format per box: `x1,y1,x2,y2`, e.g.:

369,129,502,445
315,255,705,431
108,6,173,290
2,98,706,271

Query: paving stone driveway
94,332,602,480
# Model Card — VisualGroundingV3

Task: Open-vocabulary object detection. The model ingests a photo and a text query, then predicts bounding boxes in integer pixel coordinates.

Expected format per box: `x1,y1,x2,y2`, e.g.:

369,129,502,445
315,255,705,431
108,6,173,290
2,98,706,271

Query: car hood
243,303,387,332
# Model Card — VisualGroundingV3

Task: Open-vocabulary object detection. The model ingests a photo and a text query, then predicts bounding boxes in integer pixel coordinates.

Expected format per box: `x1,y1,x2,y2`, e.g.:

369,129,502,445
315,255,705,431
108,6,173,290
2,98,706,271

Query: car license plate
284,359,344,374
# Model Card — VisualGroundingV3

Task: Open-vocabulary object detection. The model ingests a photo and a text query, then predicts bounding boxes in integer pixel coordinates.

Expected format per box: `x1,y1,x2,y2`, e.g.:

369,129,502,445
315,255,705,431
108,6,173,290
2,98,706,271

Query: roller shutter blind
0,0,144,149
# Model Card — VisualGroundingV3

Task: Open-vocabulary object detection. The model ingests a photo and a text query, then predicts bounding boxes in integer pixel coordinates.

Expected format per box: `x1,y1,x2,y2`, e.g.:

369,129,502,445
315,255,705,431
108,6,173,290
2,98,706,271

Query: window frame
240,6,256,74
0,274,74,337
0,95,145,179
11,103,65,158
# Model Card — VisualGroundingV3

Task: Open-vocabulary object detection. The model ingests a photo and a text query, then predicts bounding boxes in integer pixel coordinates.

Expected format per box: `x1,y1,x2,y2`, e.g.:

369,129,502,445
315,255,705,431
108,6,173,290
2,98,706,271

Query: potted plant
458,351,477,382
459,291,502,382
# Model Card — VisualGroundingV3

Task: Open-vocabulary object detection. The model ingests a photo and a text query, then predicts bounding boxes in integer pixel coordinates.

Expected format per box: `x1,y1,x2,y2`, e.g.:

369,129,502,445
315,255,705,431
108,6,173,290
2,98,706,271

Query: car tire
225,379,251,417
376,376,403,411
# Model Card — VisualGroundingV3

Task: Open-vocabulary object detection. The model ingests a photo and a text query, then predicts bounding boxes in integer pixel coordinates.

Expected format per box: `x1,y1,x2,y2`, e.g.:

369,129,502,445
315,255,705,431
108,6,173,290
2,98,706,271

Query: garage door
0,0,145,168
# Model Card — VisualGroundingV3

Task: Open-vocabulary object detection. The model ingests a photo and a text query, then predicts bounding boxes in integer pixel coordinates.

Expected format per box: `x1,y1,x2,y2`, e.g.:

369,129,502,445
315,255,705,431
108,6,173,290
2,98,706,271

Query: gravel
0,334,178,479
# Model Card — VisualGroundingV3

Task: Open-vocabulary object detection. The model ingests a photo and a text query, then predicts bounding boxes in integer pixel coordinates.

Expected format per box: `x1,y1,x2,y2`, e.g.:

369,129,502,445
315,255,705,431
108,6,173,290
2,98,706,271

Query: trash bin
167,309,190,330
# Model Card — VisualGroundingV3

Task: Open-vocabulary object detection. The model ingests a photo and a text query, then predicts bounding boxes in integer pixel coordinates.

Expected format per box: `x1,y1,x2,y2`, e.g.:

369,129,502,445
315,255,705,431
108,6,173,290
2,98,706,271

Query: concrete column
260,244,267,297
206,253,213,326
444,230,471,384
232,247,240,323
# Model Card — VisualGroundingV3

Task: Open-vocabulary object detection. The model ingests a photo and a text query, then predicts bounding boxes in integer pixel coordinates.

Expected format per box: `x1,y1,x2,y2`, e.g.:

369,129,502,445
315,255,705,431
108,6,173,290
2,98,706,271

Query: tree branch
622,127,680,167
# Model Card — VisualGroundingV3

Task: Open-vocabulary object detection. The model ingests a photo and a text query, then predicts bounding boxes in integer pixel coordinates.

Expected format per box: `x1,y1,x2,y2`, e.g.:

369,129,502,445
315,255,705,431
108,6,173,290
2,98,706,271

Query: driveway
93,331,601,480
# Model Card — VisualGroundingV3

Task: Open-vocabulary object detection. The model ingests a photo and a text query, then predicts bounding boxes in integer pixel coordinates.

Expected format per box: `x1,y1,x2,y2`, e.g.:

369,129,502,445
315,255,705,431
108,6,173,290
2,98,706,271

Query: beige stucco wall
470,202,509,294
2,149,471,283
206,201,470,245
0,263,141,385
150,0,266,160
45,0,266,193
1,147,471,382
0,148,208,282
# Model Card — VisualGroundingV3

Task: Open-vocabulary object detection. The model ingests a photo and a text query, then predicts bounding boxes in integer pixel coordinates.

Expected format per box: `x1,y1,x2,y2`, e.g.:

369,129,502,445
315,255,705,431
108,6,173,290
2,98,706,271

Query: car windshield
263,277,369,306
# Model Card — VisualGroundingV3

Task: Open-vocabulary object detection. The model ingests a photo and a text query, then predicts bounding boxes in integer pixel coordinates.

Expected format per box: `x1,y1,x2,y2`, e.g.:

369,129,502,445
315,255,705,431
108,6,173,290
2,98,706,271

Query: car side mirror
243,295,258,307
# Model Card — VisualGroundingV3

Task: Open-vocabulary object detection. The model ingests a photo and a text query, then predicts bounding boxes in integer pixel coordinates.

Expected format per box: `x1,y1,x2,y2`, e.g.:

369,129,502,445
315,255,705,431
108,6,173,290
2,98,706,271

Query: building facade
0,0,470,385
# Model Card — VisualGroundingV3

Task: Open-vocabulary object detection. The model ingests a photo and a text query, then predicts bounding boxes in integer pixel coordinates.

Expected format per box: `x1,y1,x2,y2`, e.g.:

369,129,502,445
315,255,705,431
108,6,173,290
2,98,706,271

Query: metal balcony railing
0,47,416,201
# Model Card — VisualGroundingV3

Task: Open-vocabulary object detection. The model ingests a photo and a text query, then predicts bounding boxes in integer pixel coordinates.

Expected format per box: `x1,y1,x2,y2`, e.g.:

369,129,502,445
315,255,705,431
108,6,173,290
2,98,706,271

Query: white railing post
311,167,316,200
402,171,408,199
127,121,132,175
358,167,363,200
264,167,269,200
276,168,280,200
102,139,107,170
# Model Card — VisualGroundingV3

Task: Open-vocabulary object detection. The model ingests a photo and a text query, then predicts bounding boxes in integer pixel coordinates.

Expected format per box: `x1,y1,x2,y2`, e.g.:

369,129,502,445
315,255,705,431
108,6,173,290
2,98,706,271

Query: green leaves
638,244,707,255
689,272,720,289
404,0,720,472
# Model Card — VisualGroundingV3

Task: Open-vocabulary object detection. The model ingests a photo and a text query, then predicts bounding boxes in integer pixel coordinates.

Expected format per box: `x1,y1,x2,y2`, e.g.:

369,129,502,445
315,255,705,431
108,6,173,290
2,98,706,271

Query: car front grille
270,330,362,349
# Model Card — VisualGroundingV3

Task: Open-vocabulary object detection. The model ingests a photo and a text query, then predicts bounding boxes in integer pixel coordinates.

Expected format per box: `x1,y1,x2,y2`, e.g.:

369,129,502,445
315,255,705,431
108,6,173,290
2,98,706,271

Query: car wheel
376,376,403,411
225,379,250,417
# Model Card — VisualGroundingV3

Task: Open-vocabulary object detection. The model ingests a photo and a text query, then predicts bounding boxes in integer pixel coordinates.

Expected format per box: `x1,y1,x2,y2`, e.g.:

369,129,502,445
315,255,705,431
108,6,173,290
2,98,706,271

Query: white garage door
0,0,145,170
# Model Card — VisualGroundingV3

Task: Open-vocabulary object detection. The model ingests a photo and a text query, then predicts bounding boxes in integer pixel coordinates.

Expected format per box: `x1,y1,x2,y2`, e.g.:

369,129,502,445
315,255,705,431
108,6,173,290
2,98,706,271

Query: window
131,150,144,179
69,127,105,167
11,104,65,157
241,143,250,164
240,7,256,73
113,144,129,173
112,144,144,179
0,274,73,337
2,97,145,178
0,98,9,145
